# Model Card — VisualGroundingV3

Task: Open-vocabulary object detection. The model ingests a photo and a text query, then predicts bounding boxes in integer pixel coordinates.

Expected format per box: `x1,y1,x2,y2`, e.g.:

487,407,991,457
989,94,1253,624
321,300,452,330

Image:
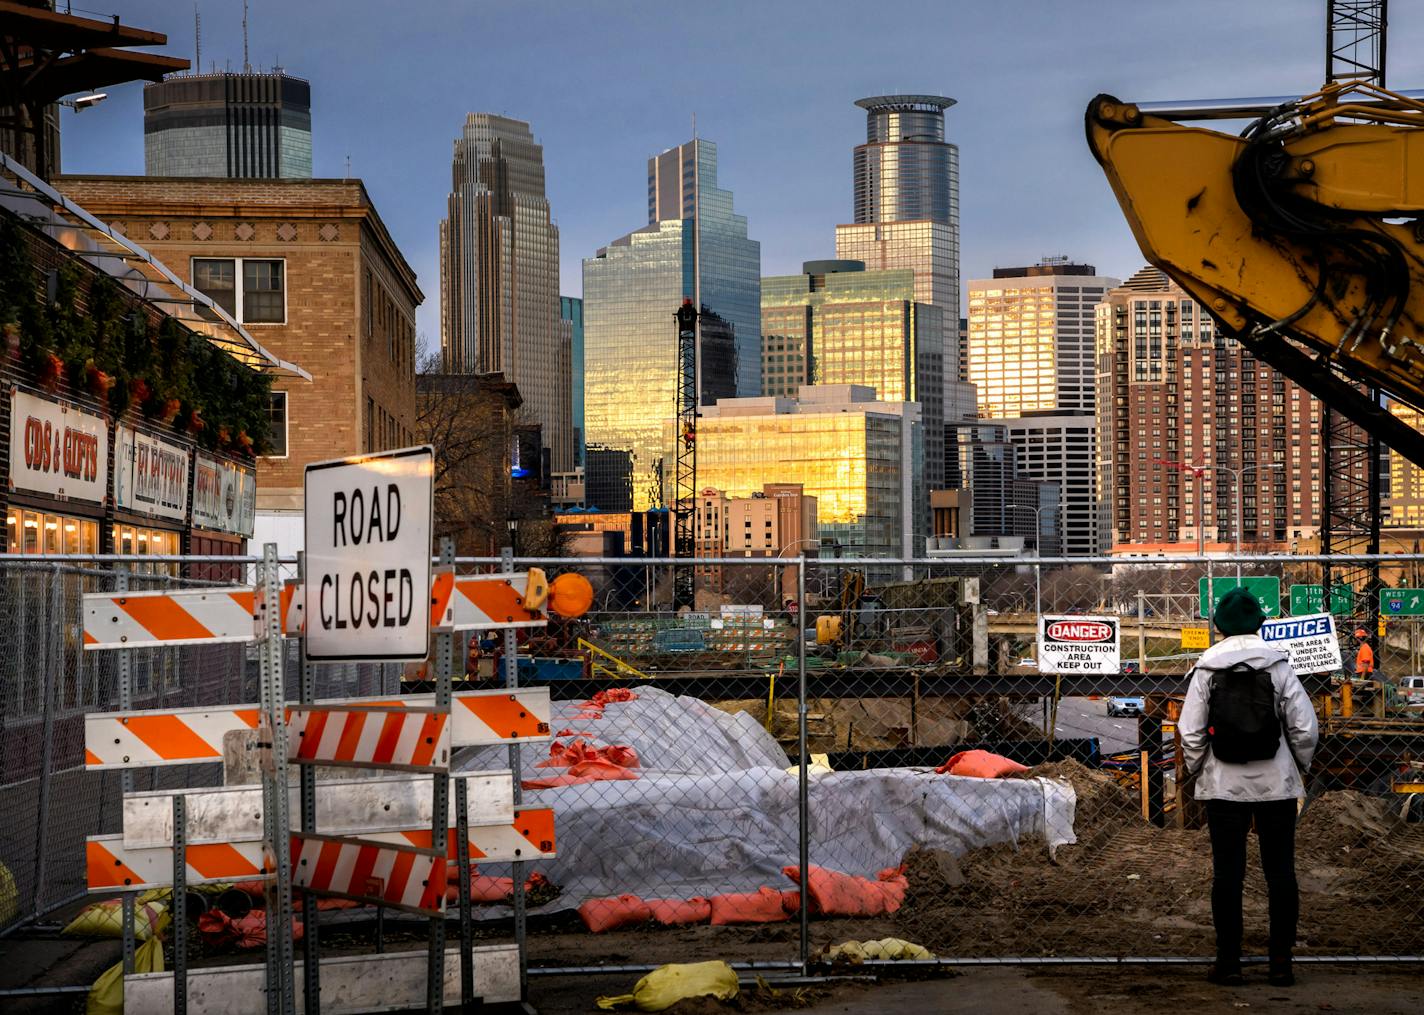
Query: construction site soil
890,760,1424,958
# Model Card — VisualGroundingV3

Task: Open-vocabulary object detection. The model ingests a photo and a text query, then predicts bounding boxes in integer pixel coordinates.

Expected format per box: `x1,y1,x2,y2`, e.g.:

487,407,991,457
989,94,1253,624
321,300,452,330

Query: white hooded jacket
1178,634,1319,802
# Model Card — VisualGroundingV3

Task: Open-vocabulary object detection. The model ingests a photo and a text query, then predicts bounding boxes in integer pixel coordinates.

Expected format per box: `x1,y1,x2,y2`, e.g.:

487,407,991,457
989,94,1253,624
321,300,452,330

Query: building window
193,257,286,324
266,390,289,458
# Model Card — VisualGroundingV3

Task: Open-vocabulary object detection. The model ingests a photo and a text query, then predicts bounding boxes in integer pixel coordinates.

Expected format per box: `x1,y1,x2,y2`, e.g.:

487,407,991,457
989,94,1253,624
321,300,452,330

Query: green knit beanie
1214,587,1265,636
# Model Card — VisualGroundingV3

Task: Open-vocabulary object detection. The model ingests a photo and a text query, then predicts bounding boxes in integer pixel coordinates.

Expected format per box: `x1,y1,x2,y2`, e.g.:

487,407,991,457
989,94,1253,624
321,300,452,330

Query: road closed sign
1259,612,1343,676
1038,616,1121,675
304,446,434,662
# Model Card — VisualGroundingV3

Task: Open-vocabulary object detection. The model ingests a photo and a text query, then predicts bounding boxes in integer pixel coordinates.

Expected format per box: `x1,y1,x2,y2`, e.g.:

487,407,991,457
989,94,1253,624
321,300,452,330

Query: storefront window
7,511,98,556
114,524,181,574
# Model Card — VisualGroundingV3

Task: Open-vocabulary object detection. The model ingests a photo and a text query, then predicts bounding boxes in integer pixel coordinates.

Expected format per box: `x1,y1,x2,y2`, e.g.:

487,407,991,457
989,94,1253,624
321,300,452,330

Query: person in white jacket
1178,587,1319,988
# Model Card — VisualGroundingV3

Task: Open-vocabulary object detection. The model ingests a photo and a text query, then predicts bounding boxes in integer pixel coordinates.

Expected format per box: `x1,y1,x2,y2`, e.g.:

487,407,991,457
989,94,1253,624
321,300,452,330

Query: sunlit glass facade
761,264,943,491
583,139,760,511
692,389,923,563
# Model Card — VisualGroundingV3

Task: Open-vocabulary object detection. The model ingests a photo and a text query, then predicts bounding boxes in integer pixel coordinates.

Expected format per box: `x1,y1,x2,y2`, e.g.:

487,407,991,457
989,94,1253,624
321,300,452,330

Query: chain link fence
0,558,402,933
2,552,1423,973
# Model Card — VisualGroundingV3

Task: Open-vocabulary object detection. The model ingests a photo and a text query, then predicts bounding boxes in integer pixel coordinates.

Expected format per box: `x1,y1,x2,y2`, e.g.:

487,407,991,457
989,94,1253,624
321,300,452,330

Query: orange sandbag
589,688,637,706
197,909,304,949
524,758,641,790
579,895,652,933
781,865,908,917
646,897,712,926
781,889,801,915
445,874,515,904
537,739,641,770
934,749,1029,778
709,886,790,925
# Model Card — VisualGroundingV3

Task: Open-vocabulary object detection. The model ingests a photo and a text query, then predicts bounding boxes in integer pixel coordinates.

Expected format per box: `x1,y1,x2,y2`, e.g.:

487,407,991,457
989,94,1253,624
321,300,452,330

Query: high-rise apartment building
583,138,760,510
144,72,312,178
695,385,921,561
1389,402,1424,533
560,296,584,466
835,95,972,430
967,260,1117,418
761,259,943,489
966,260,1116,556
440,114,570,470
1096,266,1324,552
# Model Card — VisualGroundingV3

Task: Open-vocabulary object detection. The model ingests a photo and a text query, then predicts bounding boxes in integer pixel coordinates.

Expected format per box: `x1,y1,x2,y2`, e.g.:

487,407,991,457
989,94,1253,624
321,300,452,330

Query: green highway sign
1198,576,1282,620
1380,588,1424,617
1289,584,1356,616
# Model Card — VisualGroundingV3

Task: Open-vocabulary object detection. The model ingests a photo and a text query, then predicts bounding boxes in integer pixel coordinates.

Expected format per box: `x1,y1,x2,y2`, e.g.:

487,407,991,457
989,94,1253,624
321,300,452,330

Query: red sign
1045,620,1113,643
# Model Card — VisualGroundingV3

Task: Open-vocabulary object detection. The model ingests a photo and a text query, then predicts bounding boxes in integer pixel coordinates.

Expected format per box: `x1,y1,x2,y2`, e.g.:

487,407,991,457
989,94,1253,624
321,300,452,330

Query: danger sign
1259,612,1343,676
1038,615,1120,675
304,446,434,662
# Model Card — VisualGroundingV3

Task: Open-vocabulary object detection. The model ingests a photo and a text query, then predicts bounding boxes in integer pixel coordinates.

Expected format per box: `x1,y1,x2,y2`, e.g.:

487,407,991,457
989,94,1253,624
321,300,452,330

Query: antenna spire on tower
242,0,250,73
194,4,201,75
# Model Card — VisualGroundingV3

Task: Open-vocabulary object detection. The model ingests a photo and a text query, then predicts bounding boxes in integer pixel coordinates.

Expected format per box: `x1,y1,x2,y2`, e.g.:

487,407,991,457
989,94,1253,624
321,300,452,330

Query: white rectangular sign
192,452,257,537
8,389,108,503
304,445,433,662
114,426,189,522
1038,615,1121,675
1259,612,1343,675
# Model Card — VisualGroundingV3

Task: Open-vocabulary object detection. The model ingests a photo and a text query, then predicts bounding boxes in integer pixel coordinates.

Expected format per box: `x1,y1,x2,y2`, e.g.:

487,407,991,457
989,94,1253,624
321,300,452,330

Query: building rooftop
855,95,957,113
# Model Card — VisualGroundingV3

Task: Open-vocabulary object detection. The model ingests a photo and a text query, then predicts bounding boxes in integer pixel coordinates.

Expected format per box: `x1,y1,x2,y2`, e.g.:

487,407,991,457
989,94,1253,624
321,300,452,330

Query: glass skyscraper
440,114,570,470
760,260,944,489
144,72,312,178
583,139,760,511
835,95,970,437
560,296,584,467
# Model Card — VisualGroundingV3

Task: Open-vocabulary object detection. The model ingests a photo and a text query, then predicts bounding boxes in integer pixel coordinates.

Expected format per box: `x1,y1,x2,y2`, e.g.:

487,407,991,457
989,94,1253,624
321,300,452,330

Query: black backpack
1204,662,1282,763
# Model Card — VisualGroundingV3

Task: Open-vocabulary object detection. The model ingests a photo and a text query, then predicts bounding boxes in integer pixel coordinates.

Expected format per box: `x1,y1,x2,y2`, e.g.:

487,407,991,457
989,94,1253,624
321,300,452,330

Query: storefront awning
0,149,310,381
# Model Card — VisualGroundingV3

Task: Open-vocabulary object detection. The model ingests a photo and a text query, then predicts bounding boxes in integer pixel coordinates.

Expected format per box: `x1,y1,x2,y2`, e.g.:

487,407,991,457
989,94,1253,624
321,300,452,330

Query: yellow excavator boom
1086,82,1424,467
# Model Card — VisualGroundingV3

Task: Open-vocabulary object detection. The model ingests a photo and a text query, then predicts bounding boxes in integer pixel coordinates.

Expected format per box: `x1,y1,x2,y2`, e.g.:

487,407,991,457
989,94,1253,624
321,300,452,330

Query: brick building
56,176,421,551
1,155,293,566
1096,266,1324,554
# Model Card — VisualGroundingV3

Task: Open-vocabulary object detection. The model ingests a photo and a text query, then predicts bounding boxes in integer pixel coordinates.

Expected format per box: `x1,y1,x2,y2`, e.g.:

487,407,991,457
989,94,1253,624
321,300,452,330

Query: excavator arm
1086,83,1424,468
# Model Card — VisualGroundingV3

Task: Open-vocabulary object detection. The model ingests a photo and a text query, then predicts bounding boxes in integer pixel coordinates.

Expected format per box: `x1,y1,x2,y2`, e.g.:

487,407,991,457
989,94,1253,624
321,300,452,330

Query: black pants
1206,798,1299,965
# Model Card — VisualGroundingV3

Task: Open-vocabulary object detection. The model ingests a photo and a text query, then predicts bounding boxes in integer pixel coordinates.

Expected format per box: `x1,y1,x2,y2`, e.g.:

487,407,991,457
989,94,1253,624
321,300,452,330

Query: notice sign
9,389,108,503
114,427,189,522
1259,612,1343,676
304,446,434,662
1038,615,1120,675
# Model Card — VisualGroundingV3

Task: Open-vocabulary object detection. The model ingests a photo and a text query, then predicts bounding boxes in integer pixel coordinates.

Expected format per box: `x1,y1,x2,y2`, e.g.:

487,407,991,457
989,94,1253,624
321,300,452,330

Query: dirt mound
1011,758,1140,849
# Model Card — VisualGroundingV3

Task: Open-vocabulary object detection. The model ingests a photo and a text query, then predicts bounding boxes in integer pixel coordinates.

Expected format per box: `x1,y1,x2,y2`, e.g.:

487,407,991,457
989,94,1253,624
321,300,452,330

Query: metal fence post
295,553,320,1014
30,564,60,920
501,546,527,1000
797,555,810,975
172,793,188,1015
258,544,296,1014
111,566,138,974
429,537,456,1013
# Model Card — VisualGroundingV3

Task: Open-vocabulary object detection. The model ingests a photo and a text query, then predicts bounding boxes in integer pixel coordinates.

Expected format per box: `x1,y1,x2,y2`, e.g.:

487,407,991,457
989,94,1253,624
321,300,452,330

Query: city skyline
55,1,1376,353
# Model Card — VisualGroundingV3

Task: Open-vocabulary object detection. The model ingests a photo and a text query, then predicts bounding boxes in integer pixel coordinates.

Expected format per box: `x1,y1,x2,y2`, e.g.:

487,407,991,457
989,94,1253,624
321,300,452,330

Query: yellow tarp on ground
86,935,163,1015
596,960,740,1011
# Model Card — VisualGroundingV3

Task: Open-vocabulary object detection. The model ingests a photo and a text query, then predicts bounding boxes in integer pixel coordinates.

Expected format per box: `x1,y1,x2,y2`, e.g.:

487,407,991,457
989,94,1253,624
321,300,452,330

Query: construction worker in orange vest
1353,628,1375,677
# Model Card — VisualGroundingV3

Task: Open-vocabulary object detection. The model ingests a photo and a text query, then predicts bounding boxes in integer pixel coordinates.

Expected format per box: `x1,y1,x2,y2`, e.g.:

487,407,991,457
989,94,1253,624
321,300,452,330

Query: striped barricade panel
83,587,259,649
291,833,447,916
286,706,450,772
83,705,261,769
378,807,557,863
89,814,550,892
85,688,551,771
87,835,270,891
119,772,516,849
435,573,547,632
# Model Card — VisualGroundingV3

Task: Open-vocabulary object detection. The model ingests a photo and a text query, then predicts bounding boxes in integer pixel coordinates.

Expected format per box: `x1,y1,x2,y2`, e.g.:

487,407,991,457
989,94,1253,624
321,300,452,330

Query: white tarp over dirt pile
453,688,1075,911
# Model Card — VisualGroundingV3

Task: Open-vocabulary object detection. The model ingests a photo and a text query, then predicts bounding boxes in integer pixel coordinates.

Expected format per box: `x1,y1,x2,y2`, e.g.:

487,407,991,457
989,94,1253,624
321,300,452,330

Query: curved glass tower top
853,94,957,224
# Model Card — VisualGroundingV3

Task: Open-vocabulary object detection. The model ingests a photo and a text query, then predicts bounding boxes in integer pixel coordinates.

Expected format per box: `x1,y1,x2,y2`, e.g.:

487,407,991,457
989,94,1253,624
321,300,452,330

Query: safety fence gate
78,541,552,1012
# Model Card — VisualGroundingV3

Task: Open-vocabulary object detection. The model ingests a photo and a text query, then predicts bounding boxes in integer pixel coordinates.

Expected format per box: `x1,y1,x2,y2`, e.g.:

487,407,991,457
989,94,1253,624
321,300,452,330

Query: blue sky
59,1,1421,353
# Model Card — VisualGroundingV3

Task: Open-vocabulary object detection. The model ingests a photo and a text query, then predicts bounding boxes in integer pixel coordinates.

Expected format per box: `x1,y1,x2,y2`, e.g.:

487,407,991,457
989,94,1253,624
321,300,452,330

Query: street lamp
1197,462,1285,578
1007,502,1046,618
